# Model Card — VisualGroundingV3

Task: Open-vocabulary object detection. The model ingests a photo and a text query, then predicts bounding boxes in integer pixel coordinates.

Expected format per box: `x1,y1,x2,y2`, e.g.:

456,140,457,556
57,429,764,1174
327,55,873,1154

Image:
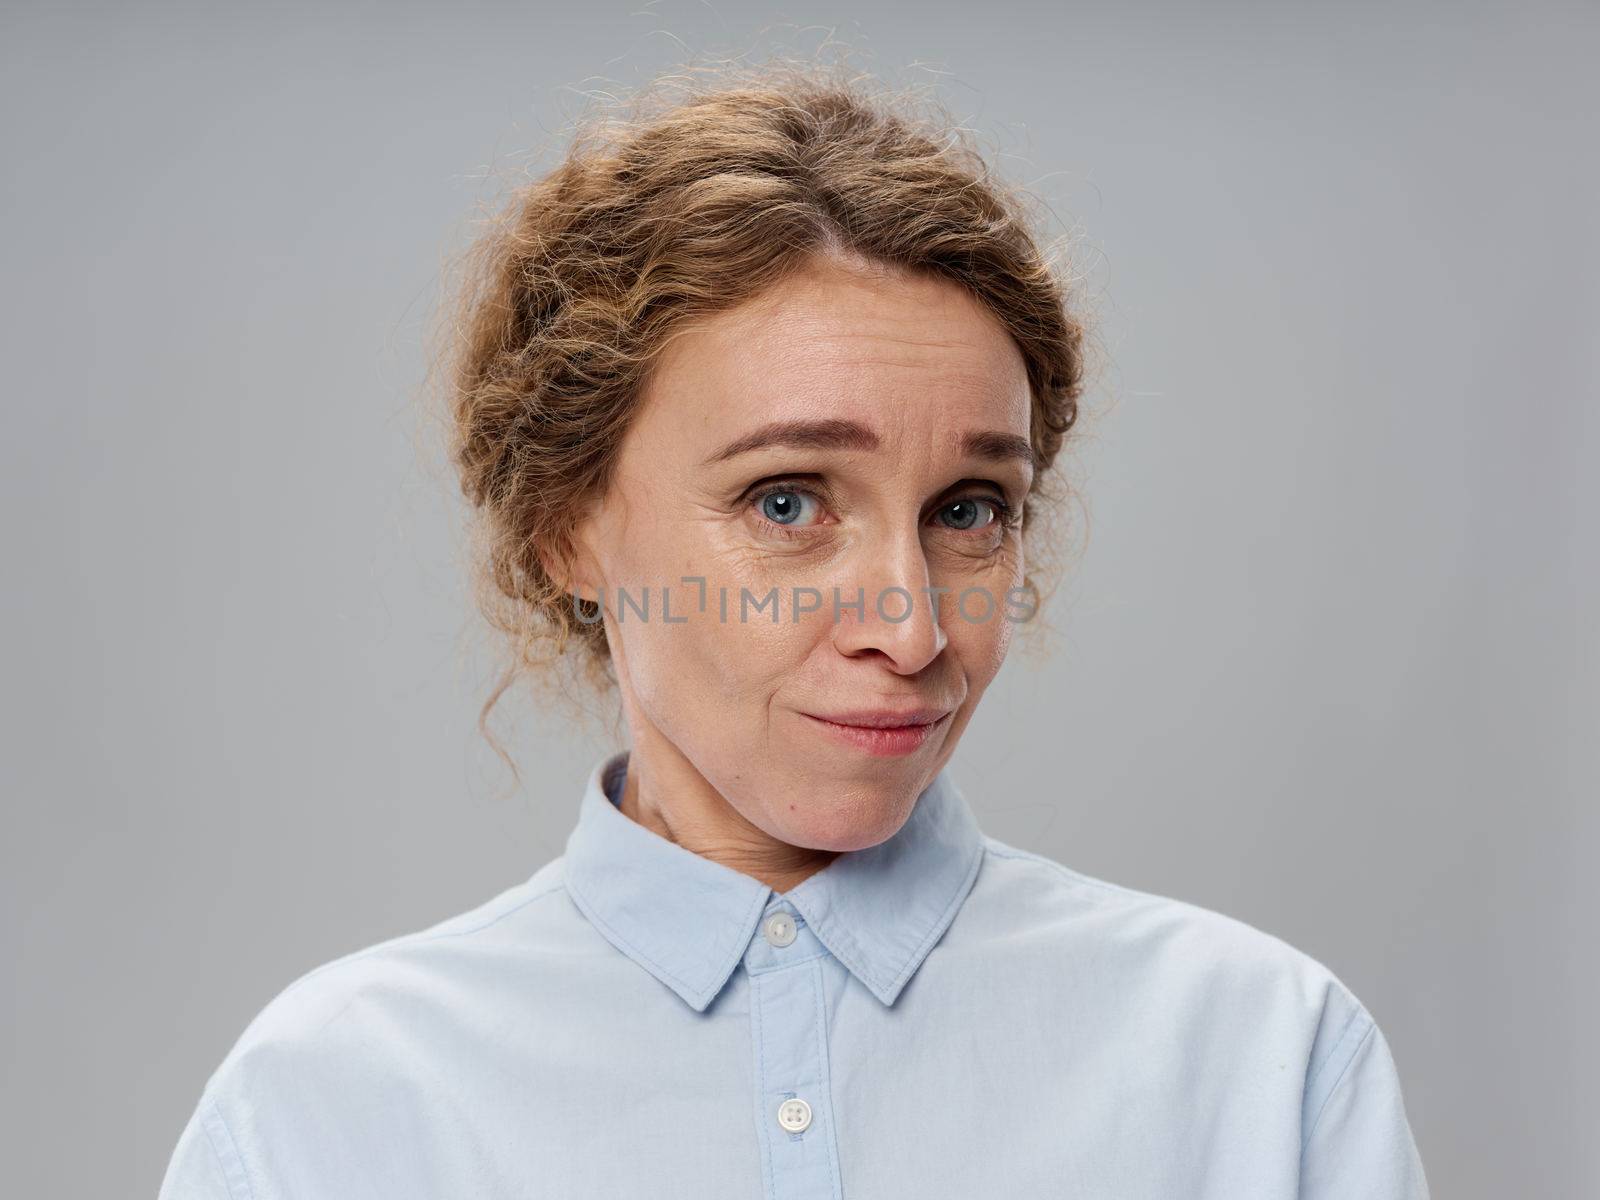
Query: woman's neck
615,733,841,895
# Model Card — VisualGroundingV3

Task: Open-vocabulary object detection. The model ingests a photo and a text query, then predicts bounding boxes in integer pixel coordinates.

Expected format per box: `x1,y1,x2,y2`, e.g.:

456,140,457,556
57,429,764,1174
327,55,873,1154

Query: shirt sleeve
157,1093,255,1200
1299,999,1430,1199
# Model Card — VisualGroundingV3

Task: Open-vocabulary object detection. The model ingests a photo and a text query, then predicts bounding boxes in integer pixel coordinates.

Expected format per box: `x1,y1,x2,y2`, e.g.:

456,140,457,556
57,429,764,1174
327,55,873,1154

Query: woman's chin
753,770,935,854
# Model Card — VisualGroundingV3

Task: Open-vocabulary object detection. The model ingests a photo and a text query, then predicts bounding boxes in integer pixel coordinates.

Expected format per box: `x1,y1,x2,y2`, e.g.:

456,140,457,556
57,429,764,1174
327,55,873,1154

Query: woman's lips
799,710,952,757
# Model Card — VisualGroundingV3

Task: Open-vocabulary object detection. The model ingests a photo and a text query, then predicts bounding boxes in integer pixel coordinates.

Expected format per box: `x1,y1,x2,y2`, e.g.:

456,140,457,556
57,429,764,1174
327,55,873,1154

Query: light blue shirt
161,752,1429,1198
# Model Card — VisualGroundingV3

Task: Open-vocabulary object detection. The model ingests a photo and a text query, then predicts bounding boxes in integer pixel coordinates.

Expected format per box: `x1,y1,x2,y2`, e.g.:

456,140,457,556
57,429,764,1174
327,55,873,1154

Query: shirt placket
746,900,844,1200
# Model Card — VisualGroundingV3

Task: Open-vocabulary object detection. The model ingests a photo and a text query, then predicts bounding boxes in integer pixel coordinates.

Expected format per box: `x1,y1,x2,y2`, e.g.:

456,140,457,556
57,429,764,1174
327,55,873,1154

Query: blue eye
940,498,1005,530
758,489,823,527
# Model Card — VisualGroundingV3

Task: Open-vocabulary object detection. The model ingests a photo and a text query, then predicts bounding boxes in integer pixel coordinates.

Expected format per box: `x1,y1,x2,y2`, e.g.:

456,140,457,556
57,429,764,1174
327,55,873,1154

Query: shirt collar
562,751,985,1012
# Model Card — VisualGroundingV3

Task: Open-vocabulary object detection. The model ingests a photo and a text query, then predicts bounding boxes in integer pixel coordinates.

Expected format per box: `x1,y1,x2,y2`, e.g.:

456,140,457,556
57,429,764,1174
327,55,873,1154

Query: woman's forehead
641,268,1030,442
693,260,1018,366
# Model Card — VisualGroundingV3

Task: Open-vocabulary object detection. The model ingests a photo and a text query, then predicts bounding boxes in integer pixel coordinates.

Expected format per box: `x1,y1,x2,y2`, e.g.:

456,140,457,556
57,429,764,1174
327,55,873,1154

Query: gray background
2,3,1593,1197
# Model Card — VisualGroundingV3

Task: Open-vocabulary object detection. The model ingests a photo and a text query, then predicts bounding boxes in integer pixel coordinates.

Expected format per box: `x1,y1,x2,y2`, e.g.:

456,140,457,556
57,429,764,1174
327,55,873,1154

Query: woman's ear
536,533,574,596
538,524,599,603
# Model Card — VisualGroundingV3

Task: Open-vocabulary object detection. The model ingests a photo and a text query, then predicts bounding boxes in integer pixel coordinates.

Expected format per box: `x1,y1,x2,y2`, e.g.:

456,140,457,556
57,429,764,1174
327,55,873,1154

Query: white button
776,1097,812,1133
763,911,797,947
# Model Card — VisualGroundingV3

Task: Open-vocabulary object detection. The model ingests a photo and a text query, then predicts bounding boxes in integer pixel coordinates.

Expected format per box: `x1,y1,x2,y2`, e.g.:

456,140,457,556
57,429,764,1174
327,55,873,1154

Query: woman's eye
756,489,825,528
749,489,1011,536
938,497,1006,531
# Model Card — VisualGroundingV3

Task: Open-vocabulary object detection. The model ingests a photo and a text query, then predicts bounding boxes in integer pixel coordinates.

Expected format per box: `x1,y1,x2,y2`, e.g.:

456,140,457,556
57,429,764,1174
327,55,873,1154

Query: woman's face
568,254,1034,853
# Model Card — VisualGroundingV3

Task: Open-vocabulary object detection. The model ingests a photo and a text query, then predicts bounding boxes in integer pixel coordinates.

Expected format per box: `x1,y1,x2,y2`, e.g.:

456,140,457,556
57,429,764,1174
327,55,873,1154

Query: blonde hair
431,57,1091,757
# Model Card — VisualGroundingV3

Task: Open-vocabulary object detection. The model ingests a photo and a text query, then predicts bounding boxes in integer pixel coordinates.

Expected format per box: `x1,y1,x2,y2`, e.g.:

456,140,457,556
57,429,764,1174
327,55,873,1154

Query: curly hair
430,56,1092,757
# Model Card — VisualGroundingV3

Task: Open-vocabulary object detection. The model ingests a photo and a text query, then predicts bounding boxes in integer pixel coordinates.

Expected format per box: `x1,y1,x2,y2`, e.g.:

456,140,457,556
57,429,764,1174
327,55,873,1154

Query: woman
160,63,1429,1198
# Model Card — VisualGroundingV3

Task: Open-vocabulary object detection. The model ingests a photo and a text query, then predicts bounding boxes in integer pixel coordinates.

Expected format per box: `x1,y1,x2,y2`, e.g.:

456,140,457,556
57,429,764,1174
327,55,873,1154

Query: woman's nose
826,539,948,673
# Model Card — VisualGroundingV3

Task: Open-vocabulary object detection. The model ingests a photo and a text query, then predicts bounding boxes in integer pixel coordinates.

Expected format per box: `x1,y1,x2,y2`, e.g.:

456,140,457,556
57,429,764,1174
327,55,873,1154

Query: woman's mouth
798,709,952,757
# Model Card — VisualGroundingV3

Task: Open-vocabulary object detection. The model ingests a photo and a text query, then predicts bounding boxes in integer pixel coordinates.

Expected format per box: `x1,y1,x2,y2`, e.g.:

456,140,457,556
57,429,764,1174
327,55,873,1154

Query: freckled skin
562,254,1034,893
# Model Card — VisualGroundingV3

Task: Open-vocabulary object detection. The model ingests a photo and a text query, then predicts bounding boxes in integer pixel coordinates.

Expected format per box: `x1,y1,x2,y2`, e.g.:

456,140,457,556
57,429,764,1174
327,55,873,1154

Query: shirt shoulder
976,833,1352,984
202,857,575,1087
972,834,1382,1118
162,860,580,1197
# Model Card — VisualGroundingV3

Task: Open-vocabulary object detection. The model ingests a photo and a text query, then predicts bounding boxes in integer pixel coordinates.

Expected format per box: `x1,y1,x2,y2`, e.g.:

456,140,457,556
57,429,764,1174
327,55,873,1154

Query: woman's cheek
945,591,1016,682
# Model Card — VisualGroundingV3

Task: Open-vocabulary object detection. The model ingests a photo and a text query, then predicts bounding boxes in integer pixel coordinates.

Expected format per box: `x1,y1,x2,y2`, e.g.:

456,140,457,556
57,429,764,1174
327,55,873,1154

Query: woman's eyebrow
703,418,879,464
962,430,1036,468
702,418,1034,467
